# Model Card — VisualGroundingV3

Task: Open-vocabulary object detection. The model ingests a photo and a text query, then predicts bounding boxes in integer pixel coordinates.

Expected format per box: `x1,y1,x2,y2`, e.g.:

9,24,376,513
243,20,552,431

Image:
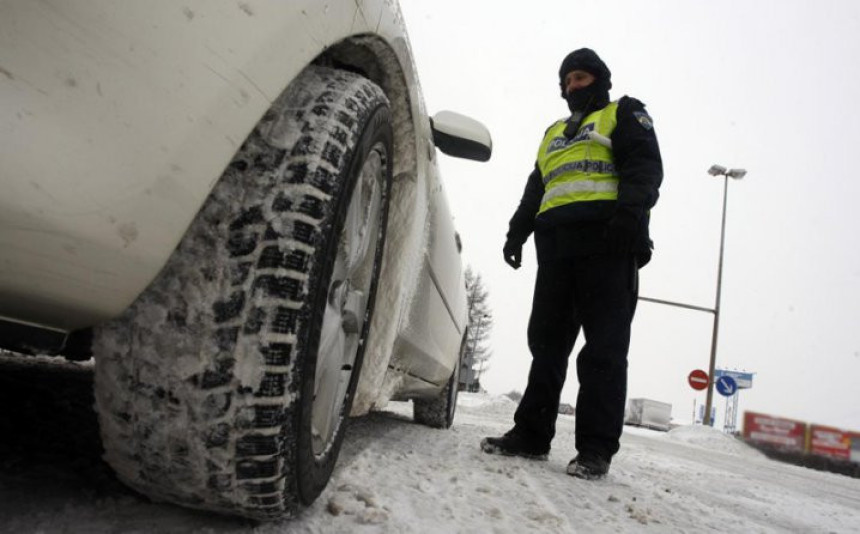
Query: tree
460,266,493,392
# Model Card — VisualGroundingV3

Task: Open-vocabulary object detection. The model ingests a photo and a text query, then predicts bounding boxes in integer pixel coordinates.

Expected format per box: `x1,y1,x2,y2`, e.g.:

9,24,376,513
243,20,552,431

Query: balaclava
558,48,612,114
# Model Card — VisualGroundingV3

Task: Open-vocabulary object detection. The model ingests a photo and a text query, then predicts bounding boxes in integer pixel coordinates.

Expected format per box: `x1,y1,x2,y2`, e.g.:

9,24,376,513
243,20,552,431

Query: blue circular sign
715,375,738,397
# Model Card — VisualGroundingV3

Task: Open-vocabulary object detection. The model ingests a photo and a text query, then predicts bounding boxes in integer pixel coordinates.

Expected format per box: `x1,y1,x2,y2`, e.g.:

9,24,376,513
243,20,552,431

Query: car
0,0,492,520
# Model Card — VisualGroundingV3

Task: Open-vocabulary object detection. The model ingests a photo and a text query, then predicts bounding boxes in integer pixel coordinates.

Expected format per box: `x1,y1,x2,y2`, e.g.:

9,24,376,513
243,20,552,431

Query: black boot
566,453,610,480
480,428,550,461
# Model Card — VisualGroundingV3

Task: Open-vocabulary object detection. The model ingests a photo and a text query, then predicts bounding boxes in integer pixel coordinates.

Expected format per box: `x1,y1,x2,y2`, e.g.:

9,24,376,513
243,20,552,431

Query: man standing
481,48,663,480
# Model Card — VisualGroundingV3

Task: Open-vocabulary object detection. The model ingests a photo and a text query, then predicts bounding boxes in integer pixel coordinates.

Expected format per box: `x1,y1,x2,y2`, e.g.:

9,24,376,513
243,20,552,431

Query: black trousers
513,254,638,462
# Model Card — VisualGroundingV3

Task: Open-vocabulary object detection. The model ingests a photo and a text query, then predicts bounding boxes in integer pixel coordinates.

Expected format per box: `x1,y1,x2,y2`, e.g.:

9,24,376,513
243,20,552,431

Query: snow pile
456,391,518,415
664,424,765,459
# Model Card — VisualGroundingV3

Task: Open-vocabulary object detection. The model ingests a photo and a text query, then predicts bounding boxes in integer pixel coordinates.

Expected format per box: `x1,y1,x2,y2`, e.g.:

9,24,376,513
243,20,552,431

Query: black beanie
558,48,612,96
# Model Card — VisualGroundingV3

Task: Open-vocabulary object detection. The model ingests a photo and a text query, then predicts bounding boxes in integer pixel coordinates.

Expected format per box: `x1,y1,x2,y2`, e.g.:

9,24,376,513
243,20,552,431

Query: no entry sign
688,369,709,391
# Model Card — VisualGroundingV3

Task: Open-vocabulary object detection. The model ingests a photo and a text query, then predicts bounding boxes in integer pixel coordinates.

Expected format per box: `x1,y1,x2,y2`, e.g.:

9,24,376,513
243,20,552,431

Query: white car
0,1,491,520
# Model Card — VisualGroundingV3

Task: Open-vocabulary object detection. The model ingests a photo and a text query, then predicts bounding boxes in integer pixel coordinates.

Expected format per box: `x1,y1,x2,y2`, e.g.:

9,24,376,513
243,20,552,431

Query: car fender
0,0,424,332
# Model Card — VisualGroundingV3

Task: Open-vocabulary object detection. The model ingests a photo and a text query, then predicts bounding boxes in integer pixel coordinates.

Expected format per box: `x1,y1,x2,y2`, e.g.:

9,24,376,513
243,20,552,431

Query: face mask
565,83,607,114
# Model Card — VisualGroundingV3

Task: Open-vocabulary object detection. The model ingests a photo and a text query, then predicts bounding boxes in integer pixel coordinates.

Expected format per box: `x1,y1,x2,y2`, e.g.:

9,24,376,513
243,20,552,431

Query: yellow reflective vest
537,102,619,215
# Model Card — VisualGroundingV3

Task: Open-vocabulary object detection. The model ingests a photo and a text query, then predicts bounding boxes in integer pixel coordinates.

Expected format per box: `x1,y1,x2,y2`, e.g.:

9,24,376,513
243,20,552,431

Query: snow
661,425,766,459
3,377,860,533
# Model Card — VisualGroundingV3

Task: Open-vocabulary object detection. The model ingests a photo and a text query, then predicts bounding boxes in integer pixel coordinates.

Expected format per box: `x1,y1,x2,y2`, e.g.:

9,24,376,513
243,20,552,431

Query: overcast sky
399,0,860,430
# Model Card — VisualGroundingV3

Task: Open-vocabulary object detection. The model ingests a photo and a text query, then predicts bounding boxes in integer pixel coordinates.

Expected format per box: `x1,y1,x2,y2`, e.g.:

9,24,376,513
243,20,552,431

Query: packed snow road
1,355,859,533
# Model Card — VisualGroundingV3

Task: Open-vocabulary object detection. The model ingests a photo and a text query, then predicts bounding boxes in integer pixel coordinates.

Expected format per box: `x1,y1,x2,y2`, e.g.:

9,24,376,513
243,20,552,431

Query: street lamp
637,164,747,426
702,164,746,426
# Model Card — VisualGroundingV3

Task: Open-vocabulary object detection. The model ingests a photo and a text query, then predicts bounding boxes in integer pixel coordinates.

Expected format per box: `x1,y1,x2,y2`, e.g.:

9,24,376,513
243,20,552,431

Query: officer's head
558,48,612,98
558,48,612,112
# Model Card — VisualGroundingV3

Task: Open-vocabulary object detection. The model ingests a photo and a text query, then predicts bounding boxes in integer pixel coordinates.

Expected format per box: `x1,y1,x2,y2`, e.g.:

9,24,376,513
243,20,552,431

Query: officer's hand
503,240,522,269
605,211,639,256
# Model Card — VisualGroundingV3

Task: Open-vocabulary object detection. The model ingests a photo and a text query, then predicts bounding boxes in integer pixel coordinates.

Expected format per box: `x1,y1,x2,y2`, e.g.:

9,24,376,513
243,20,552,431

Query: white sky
399,0,860,430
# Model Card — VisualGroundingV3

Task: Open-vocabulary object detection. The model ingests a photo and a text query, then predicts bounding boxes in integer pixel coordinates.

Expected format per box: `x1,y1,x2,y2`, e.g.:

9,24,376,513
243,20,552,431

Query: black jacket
506,96,663,266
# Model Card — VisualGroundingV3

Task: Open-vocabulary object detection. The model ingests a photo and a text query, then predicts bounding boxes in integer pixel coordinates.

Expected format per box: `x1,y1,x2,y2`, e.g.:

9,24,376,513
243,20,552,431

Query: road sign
688,369,709,391
715,375,738,397
715,369,754,389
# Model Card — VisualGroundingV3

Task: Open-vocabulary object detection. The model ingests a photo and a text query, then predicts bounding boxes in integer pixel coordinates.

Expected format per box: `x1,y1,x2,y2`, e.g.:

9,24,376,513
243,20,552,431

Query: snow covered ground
1,357,859,533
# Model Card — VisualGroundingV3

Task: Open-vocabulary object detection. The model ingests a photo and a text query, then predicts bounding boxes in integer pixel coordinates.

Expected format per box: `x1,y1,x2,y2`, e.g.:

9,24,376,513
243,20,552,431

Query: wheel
93,66,392,520
413,333,466,429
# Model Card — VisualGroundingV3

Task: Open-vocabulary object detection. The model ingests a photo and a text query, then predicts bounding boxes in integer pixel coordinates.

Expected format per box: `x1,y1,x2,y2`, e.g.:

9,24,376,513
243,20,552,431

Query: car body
0,0,491,519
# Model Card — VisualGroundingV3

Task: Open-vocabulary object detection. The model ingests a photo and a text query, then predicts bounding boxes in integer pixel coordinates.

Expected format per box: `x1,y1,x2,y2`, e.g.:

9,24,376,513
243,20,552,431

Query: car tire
93,66,392,520
412,334,466,429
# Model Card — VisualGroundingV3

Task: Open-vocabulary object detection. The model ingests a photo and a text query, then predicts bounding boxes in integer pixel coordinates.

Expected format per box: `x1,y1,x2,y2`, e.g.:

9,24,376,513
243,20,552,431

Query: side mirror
430,111,492,162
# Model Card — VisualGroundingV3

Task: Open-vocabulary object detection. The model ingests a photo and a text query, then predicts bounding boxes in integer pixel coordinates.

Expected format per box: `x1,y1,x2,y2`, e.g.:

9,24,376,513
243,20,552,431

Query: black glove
604,211,640,256
503,240,522,269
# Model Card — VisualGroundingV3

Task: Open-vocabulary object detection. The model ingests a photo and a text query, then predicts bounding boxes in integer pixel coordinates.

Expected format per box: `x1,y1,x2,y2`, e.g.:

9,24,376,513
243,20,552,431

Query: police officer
481,48,663,480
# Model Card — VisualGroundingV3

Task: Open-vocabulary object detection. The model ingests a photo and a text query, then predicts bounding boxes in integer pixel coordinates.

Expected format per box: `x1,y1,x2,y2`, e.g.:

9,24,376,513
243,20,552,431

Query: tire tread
94,66,390,520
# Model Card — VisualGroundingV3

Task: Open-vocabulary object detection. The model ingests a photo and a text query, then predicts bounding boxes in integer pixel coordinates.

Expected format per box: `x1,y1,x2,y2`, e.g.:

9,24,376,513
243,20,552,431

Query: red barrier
809,425,852,460
743,411,807,453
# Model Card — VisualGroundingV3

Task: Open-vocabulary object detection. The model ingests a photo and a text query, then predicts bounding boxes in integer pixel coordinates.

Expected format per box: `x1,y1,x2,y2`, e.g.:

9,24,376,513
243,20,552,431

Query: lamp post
702,164,746,426
638,164,746,426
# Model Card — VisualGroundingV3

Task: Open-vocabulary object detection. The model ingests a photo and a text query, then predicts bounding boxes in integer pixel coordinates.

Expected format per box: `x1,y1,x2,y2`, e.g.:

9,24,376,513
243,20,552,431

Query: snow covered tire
93,66,392,520
412,334,466,429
